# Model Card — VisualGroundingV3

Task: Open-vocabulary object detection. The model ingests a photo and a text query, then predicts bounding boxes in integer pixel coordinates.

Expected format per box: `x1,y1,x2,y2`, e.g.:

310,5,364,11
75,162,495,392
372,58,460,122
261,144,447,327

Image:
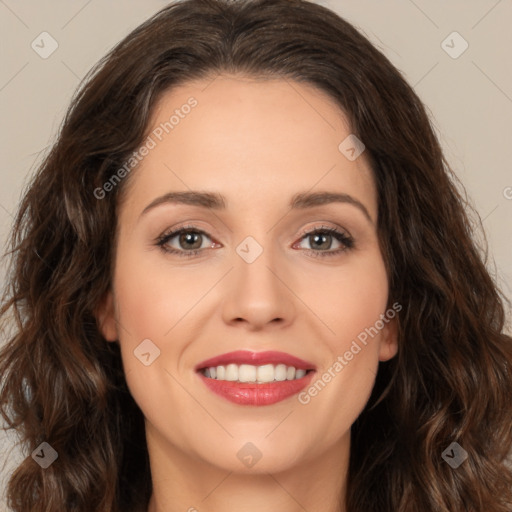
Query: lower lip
197,371,315,406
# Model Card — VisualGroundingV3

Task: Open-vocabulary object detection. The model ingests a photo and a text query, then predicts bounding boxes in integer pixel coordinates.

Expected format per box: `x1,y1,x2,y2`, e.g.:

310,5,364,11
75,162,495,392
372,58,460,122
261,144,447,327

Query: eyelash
155,224,355,258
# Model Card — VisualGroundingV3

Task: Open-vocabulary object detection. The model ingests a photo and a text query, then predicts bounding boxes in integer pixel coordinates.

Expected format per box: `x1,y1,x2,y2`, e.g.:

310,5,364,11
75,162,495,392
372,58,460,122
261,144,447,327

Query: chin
190,434,310,474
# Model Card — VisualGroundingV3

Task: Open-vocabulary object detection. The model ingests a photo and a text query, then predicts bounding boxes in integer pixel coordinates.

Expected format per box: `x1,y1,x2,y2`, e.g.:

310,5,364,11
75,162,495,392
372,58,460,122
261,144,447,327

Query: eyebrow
139,190,373,223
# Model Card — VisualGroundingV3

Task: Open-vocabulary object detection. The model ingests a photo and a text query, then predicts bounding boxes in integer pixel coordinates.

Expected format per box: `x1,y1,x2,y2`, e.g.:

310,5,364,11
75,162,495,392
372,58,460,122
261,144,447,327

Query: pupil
181,232,201,249
312,233,330,250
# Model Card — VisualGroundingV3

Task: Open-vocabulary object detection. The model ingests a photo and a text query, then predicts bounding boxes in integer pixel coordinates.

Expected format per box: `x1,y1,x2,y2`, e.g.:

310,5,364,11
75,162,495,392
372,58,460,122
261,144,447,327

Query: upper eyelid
297,224,350,237
160,223,348,237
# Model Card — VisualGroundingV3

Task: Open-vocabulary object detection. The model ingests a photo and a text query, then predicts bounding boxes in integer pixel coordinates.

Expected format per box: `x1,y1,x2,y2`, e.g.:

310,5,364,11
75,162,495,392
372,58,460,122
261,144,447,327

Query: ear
94,291,118,342
378,316,398,362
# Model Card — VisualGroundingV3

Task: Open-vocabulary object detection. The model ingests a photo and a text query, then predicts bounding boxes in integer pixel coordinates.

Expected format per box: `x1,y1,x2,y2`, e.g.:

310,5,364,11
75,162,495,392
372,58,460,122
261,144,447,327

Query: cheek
295,254,388,422
110,248,225,401
302,253,389,350
110,251,192,422
112,248,209,341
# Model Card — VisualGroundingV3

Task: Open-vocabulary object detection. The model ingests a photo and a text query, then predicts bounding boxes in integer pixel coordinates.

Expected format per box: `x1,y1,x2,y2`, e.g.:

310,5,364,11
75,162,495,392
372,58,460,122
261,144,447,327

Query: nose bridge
222,231,295,329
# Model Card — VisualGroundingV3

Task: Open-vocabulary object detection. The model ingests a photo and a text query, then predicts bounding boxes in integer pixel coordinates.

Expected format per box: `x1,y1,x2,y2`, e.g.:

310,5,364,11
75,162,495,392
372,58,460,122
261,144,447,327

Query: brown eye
293,226,354,257
156,227,215,257
176,231,203,250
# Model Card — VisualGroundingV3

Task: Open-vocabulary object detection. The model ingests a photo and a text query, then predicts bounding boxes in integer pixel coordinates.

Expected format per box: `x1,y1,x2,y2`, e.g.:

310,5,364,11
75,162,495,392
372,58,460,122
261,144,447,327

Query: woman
1,0,511,511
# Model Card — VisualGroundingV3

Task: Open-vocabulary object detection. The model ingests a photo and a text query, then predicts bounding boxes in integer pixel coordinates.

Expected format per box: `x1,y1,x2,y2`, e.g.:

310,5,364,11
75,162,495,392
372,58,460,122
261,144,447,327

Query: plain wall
1,0,511,508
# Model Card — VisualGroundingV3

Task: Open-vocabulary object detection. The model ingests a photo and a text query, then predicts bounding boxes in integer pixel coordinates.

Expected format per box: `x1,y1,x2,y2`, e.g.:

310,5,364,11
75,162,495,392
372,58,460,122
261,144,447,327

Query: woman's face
97,75,397,476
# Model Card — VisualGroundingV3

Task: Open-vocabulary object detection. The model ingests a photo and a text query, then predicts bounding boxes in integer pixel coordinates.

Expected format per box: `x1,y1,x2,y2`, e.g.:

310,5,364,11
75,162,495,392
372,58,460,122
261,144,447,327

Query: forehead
119,74,377,220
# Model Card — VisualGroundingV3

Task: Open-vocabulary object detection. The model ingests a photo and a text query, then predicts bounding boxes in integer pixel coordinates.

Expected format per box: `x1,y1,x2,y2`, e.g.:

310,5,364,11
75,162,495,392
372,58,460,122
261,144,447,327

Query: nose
221,241,296,332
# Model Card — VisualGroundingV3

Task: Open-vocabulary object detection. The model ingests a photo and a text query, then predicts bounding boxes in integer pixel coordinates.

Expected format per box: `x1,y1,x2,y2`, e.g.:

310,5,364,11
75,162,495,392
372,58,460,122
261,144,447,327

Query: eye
155,224,354,258
155,225,216,257
293,225,354,258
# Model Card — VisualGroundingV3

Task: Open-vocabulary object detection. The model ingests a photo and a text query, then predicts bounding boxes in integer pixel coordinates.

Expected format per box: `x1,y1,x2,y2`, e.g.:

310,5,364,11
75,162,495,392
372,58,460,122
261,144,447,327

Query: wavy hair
1,0,511,510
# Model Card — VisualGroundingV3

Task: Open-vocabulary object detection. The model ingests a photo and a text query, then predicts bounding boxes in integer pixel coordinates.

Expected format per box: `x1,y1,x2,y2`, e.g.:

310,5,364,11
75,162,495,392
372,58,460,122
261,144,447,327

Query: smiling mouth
195,350,317,405
198,363,315,383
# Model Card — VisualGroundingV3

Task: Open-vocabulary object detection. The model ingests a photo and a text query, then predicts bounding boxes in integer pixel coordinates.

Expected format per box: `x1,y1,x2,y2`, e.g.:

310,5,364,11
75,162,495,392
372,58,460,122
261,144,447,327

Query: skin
96,74,398,512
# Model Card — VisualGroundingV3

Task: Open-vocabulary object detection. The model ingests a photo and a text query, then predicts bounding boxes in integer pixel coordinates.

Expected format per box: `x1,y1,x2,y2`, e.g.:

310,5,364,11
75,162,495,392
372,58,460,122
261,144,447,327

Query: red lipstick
195,350,316,406
195,350,315,371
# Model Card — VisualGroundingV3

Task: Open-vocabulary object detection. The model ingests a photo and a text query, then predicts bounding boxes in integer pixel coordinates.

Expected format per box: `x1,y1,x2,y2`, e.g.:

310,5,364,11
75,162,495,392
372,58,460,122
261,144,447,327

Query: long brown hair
1,0,511,510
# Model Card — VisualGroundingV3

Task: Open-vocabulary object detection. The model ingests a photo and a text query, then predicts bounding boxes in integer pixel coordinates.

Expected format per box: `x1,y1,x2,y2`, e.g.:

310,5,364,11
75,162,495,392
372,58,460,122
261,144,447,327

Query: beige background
0,0,511,508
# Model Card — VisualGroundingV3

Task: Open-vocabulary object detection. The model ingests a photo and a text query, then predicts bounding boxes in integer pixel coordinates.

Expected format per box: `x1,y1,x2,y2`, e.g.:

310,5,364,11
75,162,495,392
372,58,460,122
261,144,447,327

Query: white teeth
257,364,274,383
275,364,287,381
225,364,238,381
286,366,296,380
202,363,310,383
238,364,257,382
216,365,225,380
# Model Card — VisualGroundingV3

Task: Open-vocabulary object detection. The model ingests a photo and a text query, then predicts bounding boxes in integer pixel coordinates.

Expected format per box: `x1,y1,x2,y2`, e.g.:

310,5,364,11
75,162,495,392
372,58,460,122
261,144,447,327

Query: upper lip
195,350,316,371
